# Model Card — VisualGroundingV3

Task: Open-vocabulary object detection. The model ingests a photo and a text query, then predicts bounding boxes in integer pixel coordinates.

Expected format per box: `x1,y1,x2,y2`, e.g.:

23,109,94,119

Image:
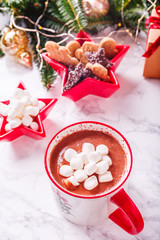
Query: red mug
45,121,144,235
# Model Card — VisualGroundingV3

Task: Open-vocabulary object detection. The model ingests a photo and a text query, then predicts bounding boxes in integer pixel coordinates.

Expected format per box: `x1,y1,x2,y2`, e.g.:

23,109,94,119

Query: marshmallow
0,103,9,116
2,87,41,131
66,176,80,186
23,90,30,97
84,175,98,190
74,169,88,182
64,176,79,189
7,108,18,119
37,100,46,110
9,118,21,128
6,116,12,123
22,115,33,127
84,161,97,176
96,144,109,155
16,111,24,119
30,106,39,116
102,155,112,166
21,96,32,106
31,97,39,106
30,121,39,131
5,123,12,132
59,165,73,177
12,88,26,99
96,160,109,174
64,148,77,163
10,99,25,112
70,156,83,170
98,171,113,183
82,143,95,154
24,105,34,116
88,151,101,163
76,152,88,164
24,105,39,117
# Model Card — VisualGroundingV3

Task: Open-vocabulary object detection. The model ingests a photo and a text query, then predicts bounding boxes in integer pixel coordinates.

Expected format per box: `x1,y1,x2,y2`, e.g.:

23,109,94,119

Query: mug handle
109,188,144,235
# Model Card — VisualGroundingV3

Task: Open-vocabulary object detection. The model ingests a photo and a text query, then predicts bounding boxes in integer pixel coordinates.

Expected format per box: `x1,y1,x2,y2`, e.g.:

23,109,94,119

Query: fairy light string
134,0,157,42
121,0,126,29
1,0,159,69
35,0,49,70
9,1,157,43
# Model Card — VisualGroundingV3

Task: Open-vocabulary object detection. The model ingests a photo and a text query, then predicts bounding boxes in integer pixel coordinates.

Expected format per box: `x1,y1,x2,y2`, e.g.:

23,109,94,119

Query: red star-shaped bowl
0,82,58,141
42,31,130,102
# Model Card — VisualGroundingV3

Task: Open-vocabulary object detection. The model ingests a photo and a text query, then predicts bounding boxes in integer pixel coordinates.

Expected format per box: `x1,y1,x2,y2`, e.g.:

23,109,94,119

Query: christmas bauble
0,27,32,68
1,26,10,36
82,0,110,18
17,50,32,68
1,29,29,55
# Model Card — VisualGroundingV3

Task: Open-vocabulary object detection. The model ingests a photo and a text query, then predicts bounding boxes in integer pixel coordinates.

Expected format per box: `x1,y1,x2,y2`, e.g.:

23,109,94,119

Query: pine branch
28,26,58,89
124,7,147,31
0,49,4,57
40,62,57,90
0,33,4,57
112,0,131,12
0,0,44,15
56,0,87,31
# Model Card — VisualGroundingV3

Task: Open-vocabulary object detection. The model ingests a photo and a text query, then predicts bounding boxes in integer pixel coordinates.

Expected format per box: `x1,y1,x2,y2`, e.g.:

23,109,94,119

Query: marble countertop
0,14,160,240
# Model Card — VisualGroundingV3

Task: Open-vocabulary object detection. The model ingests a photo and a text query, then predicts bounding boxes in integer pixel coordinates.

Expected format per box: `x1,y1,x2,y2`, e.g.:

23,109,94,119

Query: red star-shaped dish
0,82,57,141
42,31,130,102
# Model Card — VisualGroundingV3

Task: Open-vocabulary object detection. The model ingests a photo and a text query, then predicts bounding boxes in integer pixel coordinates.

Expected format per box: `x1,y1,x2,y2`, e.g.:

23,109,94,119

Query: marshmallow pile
0,88,46,132
59,143,113,191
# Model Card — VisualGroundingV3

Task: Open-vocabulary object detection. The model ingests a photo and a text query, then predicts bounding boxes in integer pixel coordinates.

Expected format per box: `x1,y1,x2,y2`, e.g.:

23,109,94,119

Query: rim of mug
44,121,133,199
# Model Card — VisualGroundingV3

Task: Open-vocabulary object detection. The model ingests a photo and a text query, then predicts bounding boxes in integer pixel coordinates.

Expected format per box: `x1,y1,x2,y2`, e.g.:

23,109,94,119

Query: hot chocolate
49,130,127,196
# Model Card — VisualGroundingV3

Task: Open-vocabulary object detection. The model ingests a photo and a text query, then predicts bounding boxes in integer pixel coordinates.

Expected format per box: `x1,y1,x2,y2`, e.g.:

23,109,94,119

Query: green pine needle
40,63,57,89
56,0,87,31
0,49,4,57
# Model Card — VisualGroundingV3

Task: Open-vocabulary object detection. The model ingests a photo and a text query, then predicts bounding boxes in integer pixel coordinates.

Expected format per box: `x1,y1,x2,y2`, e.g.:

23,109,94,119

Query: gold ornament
1,28,28,55
82,0,110,18
0,28,32,68
1,26,10,36
17,50,32,68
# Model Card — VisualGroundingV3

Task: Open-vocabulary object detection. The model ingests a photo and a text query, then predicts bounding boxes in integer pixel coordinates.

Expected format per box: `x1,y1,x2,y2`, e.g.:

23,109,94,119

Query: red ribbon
145,16,160,28
143,6,160,58
143,36,160,57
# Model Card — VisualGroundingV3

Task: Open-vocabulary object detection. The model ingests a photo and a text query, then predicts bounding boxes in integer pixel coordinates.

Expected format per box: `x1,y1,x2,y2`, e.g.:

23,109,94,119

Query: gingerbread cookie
86,62,110,82
45,41,78,66
82,41,99,53
100,37,118,59
66,40,81,57
75,48,88,65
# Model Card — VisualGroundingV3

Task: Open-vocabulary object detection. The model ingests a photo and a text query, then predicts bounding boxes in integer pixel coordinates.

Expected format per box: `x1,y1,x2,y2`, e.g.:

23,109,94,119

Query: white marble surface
0,14,160,240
